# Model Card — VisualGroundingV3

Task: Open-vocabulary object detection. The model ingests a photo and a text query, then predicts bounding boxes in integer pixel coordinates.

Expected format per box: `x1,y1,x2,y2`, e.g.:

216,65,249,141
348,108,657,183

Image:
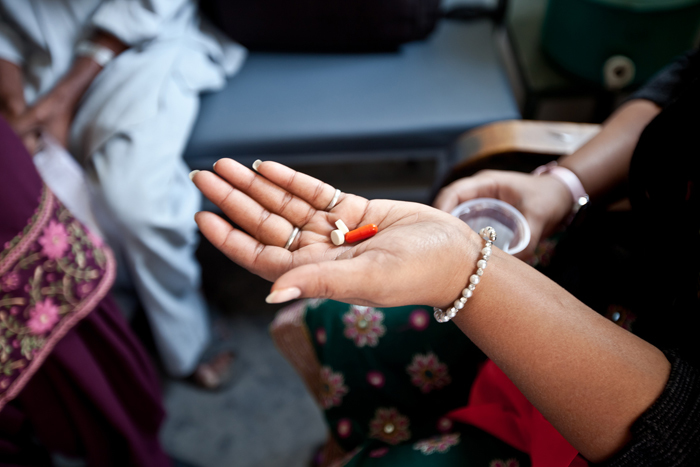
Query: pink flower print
315,328,327,345
319,366,349,409
12,339,20,349
367,371,385,388
45,273,57,283
342,306,386,347
1,271,20,292
368,408,411,445
413,433,460,455
27,298,60,335
76,281,95,298
337,419,352,438
409,309,430,331
368,447,389,458
490,459,519,467
10,307,20,316
436,417,453,433
38,220,70,260
406,352,451,393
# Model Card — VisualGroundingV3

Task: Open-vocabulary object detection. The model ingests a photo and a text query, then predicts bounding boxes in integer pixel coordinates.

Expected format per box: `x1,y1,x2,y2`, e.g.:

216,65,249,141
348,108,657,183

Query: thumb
265,257,376,305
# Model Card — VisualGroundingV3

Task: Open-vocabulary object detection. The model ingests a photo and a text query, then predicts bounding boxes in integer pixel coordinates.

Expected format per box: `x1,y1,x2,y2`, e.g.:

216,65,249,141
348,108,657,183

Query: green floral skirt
285,298,531,467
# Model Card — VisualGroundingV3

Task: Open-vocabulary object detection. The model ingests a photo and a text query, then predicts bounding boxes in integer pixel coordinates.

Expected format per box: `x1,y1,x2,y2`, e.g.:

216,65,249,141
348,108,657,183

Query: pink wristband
532,162,589,226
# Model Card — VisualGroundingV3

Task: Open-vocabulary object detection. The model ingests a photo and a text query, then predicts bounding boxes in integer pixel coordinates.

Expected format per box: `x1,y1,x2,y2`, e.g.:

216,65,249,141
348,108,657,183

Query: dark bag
200,0,442,52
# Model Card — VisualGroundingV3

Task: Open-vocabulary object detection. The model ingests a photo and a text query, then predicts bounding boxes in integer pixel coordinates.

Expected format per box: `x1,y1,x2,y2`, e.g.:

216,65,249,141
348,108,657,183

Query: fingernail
252,159,263,171
213,160,219,170
189,170,200,181
265,287,302,304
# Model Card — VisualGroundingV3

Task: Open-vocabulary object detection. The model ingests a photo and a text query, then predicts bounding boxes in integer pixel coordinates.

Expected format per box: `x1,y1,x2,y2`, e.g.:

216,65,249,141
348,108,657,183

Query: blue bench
184,19,519,202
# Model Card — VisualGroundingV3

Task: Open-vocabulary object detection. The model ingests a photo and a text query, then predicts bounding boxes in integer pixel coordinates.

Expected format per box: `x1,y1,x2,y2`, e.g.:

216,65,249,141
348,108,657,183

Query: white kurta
0,0,246,376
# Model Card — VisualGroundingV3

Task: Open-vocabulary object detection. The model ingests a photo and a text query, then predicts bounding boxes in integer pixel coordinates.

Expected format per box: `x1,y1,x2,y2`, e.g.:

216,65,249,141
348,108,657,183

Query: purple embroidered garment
0,118,170,466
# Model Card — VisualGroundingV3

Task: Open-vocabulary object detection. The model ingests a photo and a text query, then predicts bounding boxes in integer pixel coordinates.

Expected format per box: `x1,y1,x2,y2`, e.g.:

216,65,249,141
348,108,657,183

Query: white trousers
71,40,224,377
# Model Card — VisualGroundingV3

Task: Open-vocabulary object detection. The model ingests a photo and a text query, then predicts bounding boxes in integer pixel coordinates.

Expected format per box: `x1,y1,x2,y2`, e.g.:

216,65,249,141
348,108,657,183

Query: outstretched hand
192,159,482,308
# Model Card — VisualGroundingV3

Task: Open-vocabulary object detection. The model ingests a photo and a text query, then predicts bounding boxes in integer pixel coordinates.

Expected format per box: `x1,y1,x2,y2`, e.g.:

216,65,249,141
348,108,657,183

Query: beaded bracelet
433,226,496,323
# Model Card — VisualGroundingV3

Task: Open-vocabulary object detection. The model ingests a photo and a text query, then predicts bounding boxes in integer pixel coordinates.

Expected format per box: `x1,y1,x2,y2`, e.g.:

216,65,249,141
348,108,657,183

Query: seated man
0,0,245,387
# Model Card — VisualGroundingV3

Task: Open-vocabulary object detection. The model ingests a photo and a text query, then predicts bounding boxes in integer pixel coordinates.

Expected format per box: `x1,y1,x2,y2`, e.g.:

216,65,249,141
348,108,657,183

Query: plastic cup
450,198,531,255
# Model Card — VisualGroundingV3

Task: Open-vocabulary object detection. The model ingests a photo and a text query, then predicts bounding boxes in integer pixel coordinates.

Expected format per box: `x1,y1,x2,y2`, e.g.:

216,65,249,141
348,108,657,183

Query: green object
542,0,700,89
297,299,530,465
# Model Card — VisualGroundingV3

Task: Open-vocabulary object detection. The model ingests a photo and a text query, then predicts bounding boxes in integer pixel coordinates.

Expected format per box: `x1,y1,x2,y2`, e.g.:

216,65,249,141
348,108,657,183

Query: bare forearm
558,99,661,204
449,227,670,462
0,59,25,117
52,30,128,113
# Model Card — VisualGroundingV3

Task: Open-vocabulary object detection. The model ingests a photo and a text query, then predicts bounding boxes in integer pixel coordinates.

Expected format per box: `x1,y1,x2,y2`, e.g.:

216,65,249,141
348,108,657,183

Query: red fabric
448,360,586,467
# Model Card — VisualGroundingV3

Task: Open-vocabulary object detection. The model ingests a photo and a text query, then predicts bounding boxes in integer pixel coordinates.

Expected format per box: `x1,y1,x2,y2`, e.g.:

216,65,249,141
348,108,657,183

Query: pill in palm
345,224,378,243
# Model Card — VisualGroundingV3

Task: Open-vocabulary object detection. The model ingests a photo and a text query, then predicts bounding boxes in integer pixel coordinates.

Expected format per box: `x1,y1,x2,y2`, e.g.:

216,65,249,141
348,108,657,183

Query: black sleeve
596,352,700,467
630,49,700,108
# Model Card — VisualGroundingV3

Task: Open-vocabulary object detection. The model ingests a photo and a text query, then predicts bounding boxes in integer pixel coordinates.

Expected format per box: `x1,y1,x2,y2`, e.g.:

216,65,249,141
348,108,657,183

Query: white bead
459,297,467,304
434,309,445,321
462,288,473,298
477,260,487,269
470,275,480,285
481,247,491,256
468,284,476,291
454,300,464,310
447,308,458,318
476,268,483,276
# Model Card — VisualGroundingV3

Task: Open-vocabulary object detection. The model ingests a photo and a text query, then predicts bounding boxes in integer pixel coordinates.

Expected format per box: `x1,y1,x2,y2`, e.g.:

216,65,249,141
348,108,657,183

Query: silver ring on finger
284,227,300,250
325,188,341,211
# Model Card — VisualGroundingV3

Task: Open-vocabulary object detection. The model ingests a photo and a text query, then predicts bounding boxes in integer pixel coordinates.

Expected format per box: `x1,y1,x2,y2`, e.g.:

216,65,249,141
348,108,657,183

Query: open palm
192,159,482,308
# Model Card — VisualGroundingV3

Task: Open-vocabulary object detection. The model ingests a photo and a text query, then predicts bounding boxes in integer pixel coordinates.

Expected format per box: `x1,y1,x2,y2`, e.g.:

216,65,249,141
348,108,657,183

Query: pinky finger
195,211,292,282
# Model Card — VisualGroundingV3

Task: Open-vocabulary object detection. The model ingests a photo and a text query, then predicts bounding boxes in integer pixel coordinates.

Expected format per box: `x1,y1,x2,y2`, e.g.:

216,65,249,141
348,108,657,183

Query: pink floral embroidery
337,419,352,438
342,306,386,347
76,281,95,298
490,459,519,467
413,433,460,455
368,447,389,458
436,417,453,433
367,370,385,388
38,220,69,260
26,298,60,335
406,352,451,393
369,407,411,445
0,271,20,292
319,366,349,409
315,328,327,345
409,309,430,331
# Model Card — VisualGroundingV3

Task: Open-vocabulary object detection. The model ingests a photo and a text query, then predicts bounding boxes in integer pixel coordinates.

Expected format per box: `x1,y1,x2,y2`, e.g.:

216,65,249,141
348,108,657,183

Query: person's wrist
538,174,577,231
436,218,483,310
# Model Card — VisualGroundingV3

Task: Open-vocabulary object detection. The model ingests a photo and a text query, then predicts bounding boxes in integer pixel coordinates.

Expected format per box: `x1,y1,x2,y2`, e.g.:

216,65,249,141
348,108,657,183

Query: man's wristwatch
75,41,115,67
532,161,590,227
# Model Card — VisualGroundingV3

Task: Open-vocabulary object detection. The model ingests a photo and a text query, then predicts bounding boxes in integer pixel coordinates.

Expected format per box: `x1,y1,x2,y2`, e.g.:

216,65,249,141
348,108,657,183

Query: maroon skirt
0,117,170,466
